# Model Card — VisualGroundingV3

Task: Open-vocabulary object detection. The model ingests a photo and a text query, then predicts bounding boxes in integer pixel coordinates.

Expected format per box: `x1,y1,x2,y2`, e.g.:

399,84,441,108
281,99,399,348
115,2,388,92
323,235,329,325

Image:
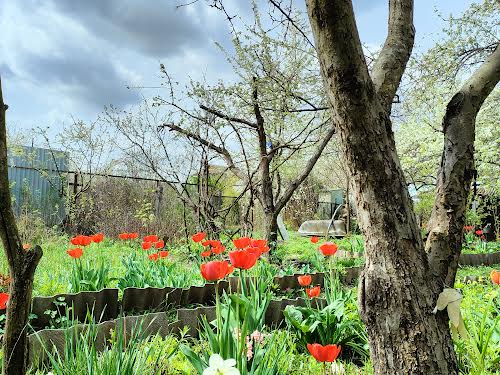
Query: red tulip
201,240,211,247
475,230,483,236
298,275,312,287
307,343,341,362
67,248,83,259
212,245,226,255
71,235,92,247
491,270,500,285
92,233,104,243
159,251,169,258
319,242,338,256
0,293,8,310
229,250,258,270
192,232,206,243
129,232,139,239
464,225,473,232
209,240,222,248
250,239,267,248
144,235,159,243
155,240,165,249
70,236,80,245
246,246,262,258
142,242,152,250
149,253,159,261
22,243,31,250
310,236,319,244
306,286,321,298
233,237,251,249
119,233,129,240
200,260,233,281
201,250,212,257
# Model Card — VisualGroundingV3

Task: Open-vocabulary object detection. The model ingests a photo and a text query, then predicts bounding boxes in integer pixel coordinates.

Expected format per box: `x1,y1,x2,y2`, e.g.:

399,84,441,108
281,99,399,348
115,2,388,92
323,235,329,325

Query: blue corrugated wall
7,145,68,225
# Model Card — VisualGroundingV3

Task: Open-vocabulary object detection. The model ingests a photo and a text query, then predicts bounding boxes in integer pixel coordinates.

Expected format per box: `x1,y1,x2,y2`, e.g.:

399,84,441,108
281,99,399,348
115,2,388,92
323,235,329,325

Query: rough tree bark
306,0,500,374
426,46,500,287
0,76,43,375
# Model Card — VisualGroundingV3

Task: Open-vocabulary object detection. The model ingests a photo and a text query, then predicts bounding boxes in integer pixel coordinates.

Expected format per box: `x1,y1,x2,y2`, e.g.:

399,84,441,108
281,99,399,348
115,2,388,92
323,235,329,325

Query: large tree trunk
305,1,458,373
0,76,43,375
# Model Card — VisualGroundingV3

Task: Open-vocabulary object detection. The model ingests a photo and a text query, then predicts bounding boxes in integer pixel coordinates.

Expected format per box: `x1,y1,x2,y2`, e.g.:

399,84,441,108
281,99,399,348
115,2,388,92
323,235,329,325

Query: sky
0,0,475,142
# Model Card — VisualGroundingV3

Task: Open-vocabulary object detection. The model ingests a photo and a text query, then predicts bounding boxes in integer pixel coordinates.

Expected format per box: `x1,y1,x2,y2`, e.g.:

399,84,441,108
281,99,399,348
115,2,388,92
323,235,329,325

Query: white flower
331,361,345,375
203,354,240,375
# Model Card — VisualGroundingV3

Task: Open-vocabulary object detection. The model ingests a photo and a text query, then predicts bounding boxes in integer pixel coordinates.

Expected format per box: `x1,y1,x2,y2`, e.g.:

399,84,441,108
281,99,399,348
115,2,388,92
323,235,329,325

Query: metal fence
7,145,68,225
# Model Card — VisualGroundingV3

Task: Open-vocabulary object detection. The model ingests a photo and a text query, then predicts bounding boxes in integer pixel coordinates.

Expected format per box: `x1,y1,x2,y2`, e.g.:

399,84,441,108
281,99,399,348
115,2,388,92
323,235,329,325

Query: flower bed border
458,251,500,266
28,296,324,366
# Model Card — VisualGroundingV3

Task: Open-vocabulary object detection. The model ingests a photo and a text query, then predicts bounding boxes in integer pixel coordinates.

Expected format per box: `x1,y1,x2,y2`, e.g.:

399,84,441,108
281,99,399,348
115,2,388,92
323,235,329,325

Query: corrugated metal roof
7,145,69,225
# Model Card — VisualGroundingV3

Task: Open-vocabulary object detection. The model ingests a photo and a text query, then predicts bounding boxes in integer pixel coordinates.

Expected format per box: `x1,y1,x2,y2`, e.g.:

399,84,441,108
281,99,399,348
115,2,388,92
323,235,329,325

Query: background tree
0,77,43,374
121,10,336,245
305,0,499,374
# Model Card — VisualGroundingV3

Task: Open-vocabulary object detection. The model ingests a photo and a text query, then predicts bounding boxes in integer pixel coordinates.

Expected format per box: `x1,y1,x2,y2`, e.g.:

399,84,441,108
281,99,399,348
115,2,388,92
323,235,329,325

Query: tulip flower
192,232,206,242
201,250,212,257
0,293,8,310
144,235,159,243
67,248,83,259
212,245,226,255
22,243,31,250
129,232,139,239
306,286,321,298
229,250,258,270
475,230,483,236
200,260,233,281
119,233,129,240
319,242,338,256
491,270,500,285
232,237,251,249
310,236,319,244
142,242,152,250
298,275,312,287
250,239,267,248
246,246,262,258
92,233,104,243
464,225,473,232
159,251,169,258
149,253,159,261
307,343,341,363
155,240,165,249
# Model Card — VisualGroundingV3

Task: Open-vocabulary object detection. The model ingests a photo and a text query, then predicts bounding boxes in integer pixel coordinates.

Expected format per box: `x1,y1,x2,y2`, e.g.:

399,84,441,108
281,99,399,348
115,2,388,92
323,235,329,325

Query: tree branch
426,44,500,286
275,122,336,213
371,0,415,113
159,122,247,181
199,104,258,129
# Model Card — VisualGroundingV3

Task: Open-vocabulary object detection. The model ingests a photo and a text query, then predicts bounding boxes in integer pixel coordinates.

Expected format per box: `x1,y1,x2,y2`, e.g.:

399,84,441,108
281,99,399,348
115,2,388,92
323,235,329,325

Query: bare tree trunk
306,1,458,373
0,76,43,374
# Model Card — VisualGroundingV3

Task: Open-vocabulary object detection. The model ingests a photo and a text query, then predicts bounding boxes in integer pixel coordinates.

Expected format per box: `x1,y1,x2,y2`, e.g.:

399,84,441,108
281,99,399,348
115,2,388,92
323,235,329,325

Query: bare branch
199,104,258,129
371,0,415,113
159,122,247,181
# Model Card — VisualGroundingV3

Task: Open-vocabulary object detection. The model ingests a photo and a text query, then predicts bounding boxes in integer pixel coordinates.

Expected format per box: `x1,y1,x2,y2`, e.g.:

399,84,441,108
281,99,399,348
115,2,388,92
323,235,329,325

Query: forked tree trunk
0,76,43,375
306,1,500,373
306,1,458,373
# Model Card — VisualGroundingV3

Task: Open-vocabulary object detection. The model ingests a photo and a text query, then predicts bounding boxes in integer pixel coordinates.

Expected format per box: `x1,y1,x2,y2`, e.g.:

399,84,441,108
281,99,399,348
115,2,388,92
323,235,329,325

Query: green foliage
397,0,499,194
33,319,175,375
454,271,500,374
69,258,111,293
117,251,201,290
284,287,368,362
